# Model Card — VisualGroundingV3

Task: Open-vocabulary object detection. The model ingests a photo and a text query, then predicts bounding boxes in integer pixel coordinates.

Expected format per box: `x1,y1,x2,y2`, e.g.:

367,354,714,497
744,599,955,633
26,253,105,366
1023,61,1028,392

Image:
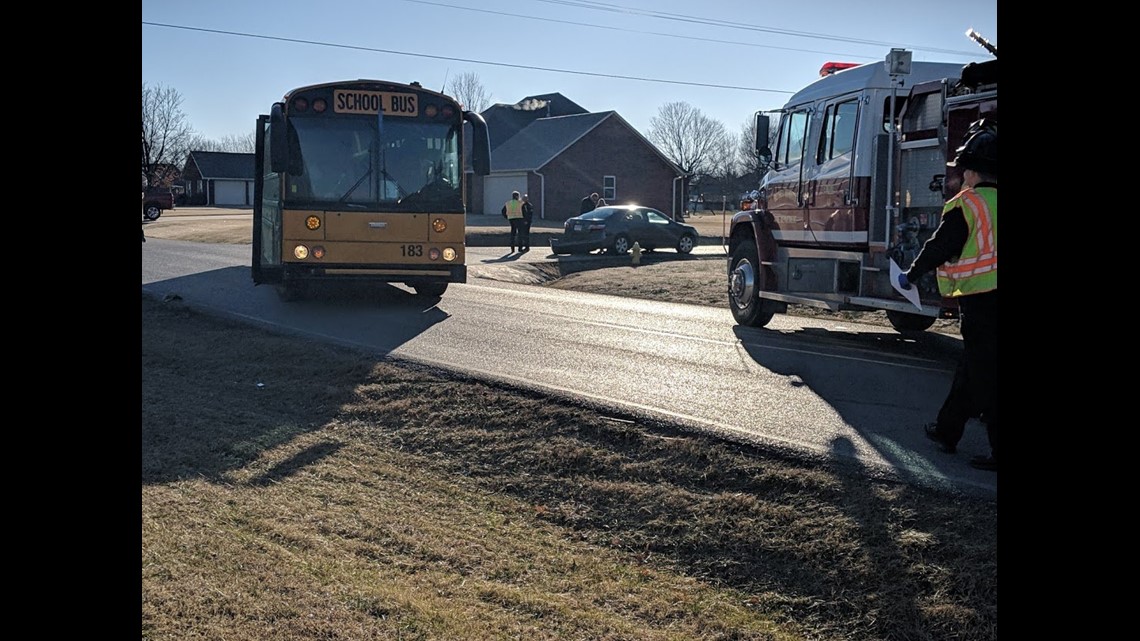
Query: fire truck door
807,98,860,242
766,109,811,242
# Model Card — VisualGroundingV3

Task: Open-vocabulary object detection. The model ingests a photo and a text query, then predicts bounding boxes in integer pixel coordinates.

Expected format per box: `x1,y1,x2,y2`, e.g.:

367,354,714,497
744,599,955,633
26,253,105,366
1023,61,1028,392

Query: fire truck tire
886,310,936,333
729,240,775,327
412,282,448,297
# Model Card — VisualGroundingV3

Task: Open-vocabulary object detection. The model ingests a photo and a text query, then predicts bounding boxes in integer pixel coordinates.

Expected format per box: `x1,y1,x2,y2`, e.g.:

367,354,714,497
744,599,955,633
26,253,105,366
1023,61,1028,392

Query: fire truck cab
728,47,997,333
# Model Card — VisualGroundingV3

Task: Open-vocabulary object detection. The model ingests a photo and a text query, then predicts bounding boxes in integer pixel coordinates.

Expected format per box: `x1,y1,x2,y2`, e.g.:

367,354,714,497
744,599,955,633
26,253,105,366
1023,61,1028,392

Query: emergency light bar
819,62,859,77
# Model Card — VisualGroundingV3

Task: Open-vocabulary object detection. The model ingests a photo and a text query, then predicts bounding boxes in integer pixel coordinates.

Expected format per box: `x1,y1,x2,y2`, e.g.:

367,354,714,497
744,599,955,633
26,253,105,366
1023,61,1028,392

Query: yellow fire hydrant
630,241,642,265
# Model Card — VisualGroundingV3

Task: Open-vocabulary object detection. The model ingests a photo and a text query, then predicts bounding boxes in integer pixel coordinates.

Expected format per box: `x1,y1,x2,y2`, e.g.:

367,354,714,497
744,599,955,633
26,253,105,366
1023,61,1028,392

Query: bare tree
446,72,491,113
187,132,256,154
142,82,195,187
646,102,728,178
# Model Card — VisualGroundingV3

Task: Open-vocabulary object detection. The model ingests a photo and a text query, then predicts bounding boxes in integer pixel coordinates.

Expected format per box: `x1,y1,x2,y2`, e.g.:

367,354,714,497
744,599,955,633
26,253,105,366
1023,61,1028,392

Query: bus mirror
754,113,772,168
464,111,492,176
269,103,289,173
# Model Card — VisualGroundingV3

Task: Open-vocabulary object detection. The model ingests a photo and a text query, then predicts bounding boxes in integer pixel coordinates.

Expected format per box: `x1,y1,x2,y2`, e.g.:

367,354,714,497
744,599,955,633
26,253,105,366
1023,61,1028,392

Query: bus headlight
442,248,457,262
432,218,447,233
293,244,309,259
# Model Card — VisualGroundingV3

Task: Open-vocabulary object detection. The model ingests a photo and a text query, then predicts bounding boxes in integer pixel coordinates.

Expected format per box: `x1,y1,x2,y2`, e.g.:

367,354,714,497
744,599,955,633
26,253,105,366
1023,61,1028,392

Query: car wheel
143,204,162,221
611,234,631,255
729,240,777,327
676,234,695,254
886,310,936,333
412,282,448,297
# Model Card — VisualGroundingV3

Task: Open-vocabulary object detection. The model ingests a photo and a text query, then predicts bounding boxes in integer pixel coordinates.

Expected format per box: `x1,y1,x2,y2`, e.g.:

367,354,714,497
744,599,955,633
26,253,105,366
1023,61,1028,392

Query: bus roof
782,60,965,109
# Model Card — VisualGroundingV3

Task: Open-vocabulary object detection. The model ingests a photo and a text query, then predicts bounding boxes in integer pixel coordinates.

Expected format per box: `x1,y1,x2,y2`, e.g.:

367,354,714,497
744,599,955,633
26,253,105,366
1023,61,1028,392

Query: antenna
440,68,450,93
965,29,998,57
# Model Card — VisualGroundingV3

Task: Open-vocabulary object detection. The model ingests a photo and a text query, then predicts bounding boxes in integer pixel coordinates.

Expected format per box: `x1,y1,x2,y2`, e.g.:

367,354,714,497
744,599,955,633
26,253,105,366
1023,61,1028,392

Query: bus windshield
286,117,462,212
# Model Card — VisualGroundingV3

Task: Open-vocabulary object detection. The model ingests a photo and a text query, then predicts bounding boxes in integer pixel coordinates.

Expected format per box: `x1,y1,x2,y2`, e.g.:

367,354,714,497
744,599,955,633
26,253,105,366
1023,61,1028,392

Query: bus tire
276,282,306,302
412,282,448,297
886,310,936,333
729,239,776,327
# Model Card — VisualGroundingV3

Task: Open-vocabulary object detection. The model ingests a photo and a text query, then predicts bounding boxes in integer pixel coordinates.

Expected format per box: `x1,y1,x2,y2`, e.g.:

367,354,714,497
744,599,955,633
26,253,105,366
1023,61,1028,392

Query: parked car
550,205,699,255
143,187,175,221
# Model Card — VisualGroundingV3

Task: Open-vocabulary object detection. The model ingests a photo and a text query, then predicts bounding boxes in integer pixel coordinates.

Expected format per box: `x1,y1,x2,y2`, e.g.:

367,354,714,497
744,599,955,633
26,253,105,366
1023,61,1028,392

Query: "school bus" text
333,90,419,117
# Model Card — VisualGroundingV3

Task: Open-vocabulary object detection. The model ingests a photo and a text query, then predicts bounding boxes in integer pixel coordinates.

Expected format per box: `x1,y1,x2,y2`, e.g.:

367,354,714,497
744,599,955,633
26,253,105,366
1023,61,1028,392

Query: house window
603,175,616,201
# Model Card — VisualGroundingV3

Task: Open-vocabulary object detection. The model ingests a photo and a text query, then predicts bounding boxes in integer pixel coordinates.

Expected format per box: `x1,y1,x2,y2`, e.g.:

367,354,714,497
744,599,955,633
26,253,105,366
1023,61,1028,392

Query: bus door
252,114,284,285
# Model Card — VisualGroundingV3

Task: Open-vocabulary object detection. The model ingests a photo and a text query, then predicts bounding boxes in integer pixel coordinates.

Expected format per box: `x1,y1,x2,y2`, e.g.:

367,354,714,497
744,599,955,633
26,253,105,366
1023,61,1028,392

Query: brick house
468,94,686,221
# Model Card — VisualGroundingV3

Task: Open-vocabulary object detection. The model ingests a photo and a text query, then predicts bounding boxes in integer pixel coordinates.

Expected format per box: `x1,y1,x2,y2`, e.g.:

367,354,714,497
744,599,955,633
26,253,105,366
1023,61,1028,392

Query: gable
184,151,255,180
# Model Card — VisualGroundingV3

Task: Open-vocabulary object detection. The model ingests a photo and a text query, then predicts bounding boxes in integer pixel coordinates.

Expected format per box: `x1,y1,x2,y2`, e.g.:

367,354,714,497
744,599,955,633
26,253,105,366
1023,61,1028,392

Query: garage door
482,174,527,216
214,180,249,206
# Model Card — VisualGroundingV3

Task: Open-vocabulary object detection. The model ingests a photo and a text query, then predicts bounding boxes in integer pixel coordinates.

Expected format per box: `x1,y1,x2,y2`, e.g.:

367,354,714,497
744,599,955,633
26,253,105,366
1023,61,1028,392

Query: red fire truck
727,35,997,333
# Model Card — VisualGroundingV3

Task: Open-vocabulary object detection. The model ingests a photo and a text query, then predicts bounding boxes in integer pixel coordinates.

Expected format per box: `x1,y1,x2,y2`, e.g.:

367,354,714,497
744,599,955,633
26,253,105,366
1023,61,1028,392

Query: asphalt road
141,235,994,497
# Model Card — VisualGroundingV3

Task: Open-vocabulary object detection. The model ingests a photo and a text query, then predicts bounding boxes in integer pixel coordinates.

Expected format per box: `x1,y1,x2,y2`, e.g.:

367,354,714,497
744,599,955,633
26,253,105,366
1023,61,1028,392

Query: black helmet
947,118,997,175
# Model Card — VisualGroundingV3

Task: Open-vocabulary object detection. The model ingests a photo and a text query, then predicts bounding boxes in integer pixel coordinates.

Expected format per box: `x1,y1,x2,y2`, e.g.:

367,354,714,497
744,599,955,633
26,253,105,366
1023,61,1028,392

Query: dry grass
142,294,996,640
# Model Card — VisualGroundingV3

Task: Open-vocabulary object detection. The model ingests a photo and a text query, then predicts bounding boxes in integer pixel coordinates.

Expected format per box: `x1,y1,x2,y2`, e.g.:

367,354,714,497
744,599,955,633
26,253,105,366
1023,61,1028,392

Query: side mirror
754,112,772,169
464,111,491,176
269,103,288,173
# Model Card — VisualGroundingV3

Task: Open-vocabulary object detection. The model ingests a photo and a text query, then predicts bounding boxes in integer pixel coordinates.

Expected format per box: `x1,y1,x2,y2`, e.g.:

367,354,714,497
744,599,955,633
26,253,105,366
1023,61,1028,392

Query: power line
141,22,796,95
400,0,881,61
523,0,985,57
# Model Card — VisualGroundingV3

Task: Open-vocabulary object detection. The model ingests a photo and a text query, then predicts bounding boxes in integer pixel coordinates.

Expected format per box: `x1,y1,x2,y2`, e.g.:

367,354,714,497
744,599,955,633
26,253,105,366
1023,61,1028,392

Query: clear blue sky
142,0,997,144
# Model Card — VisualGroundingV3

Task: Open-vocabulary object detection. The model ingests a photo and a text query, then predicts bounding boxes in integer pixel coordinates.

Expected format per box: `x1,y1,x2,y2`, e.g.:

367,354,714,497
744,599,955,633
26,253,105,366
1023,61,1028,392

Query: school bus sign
333,90,419,117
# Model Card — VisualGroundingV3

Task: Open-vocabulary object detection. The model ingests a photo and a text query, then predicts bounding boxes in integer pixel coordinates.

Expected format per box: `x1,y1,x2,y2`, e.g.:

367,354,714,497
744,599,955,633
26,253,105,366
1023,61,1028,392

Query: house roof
480,93,588,150
184,151,255,180
491,112,611,172
490,110,683,176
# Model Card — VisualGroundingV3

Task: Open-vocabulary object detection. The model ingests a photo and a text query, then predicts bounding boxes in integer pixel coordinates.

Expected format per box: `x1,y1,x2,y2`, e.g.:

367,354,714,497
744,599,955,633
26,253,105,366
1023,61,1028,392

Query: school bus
252,79,491,300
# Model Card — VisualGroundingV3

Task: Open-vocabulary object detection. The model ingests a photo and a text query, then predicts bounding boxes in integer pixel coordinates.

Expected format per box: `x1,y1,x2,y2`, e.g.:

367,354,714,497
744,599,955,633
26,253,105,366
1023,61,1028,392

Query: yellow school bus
252,79,491,300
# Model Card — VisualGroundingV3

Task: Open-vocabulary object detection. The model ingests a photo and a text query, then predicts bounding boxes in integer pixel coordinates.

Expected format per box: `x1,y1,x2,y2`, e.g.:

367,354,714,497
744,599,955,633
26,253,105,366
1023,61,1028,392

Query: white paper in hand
889,259,923,310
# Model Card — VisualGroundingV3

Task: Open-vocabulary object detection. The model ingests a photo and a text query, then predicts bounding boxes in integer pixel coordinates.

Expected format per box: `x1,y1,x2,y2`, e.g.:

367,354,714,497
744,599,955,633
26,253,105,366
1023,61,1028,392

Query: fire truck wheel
729,240,775,327
412,282,448,297
886,310,936,333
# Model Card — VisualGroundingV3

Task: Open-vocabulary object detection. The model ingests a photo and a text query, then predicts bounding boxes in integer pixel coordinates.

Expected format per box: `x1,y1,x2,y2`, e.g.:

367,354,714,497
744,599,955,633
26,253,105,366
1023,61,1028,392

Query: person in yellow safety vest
899,118,998,472
501,190,525,253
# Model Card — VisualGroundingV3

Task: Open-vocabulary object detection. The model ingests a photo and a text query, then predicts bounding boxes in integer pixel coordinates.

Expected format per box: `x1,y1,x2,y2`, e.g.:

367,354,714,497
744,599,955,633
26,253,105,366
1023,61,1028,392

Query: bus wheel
276,282,306,302
729,240,776,327
412,283,448,297
886,310,936,333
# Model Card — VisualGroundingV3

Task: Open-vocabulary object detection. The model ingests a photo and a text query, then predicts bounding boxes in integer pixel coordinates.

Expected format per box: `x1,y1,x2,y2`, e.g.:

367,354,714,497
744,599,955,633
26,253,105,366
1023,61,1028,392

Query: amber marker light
305,215,322,230
432,218,447,233
312,246,326,259
293,245,309,259
442,248,457,261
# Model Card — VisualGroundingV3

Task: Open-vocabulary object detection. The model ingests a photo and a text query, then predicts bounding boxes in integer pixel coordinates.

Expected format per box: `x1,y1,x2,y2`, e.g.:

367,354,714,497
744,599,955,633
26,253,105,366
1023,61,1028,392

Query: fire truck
727,34,997,333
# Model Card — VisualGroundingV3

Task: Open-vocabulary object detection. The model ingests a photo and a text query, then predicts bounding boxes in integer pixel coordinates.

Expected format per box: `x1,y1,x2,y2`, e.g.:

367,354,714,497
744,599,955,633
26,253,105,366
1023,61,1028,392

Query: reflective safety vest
936,186,997,297
504,199,523,219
